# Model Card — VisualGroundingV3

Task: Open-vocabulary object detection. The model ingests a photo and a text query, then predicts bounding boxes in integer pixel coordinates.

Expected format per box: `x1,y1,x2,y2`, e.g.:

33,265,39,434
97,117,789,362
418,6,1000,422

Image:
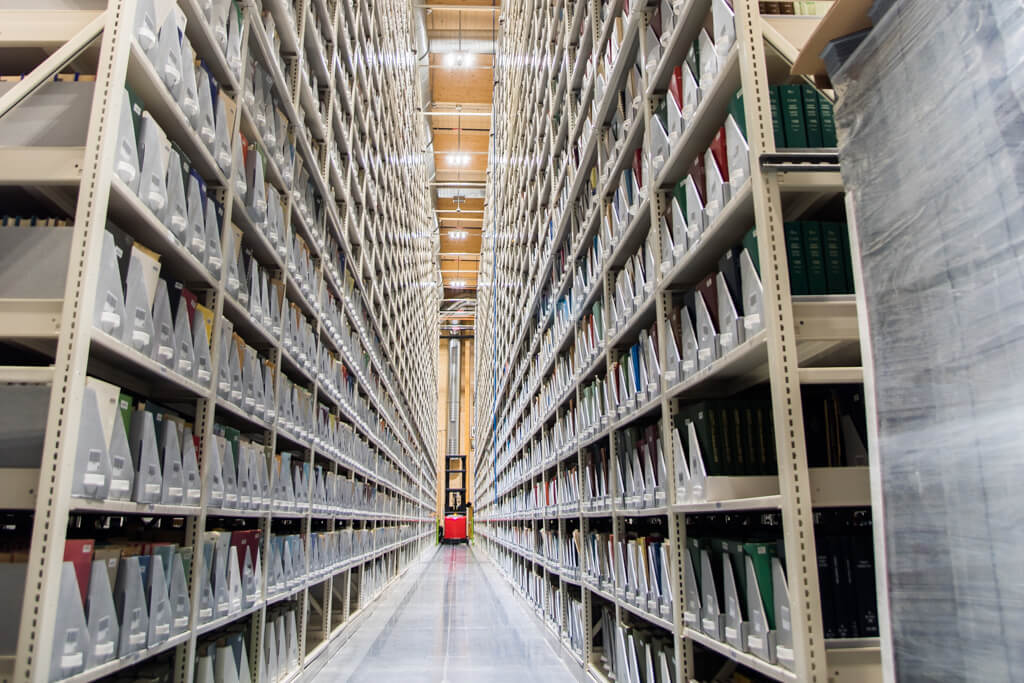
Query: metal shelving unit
0,1,438,681
474,1,882,682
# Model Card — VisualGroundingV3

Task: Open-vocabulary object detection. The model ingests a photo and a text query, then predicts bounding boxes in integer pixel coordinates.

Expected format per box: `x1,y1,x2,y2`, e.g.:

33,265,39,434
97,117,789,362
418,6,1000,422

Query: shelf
126,43,227,189
60,632,191,683
180,0,239,95
90,331,210,399
685,627,797,682
69,499,201,516
107,178,218,289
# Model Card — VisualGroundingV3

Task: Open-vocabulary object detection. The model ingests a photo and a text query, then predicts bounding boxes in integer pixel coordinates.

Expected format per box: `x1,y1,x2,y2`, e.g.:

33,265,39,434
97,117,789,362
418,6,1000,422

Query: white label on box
169,487,183,497
61,653,83,668
145,483,161,494
156,623,169,636
777,646,794,662
748,635,763,649
130,632,145,645
83,473,106,486
187,488,201,499
725,626,737,640
199,608,212,618
95,642,114,656
174,616,188,628
111,478,130,492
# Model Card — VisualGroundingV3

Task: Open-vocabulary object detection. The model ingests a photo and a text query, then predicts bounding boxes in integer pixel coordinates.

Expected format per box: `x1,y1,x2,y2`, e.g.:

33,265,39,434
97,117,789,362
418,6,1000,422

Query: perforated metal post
735,1,827,680
11,4,136,681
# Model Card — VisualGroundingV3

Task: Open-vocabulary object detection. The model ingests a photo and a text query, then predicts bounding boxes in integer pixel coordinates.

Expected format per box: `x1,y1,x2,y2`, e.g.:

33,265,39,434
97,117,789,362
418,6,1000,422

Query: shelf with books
477,0,876,680
1,1,435,680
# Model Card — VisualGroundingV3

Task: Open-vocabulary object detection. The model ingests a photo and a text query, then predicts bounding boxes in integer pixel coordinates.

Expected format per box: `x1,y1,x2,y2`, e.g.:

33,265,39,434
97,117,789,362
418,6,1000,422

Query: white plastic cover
831,1,1024,679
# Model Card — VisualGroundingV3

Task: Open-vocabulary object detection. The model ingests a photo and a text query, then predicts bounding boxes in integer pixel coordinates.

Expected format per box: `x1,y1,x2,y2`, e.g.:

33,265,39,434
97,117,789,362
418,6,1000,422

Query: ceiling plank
431,70,493,106
435,196,484,211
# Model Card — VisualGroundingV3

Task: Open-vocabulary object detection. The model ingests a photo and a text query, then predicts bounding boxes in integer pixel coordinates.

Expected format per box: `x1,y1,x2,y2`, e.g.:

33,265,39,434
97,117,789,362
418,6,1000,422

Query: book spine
852,533,880,636
821,221,849,294
838,220,855,292
816,522,838,638
769,86,787,148
742,225,760,275
802,85,824,147
728,401,747,476
784,222,810,295
818,92,838,147
779,84,808,148
801,221,828,294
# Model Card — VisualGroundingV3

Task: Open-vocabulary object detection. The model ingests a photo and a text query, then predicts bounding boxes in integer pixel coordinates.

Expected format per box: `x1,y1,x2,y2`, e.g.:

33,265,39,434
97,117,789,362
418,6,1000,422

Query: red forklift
442,454,469,544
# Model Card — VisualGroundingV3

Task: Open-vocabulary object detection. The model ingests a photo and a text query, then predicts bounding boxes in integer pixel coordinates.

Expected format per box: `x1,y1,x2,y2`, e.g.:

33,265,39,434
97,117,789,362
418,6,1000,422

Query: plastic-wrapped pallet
829,1,1024,680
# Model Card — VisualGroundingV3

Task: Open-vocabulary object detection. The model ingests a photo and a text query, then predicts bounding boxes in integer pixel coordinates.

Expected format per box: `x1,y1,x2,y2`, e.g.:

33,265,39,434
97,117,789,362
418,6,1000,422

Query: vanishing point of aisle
313,545,584,682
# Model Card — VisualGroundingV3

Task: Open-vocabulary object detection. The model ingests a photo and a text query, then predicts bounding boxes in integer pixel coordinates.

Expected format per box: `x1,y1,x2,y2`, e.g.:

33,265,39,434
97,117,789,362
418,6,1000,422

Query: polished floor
312,544,583,682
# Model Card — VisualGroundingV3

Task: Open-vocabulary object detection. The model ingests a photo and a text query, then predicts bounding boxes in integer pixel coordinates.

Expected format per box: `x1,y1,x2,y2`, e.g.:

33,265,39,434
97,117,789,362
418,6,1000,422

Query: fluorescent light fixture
443,51,473,68
446,153,471,166
449,230,468,239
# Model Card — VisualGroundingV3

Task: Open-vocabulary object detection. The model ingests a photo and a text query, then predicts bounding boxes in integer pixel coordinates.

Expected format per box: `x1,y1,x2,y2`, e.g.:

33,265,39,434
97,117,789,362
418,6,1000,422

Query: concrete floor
311,544,584,682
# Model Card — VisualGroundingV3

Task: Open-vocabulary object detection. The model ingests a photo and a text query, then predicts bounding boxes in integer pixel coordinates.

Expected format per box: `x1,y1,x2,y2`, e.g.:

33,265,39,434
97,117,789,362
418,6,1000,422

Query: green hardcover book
801,86,823,147
743,403,763,475
742,225,760,275
769,86,787,148
728,89,747,139
686,536,707,589
692,402,724,476
688,40,700,83
753,401,774,475
779,84,808,148
672,178,687,214
729,401,751,475
118,392,134,438
818,93,838,147
820,221,849,294
221,425,242,466
837,220,855,292
801,221,828,294
713,403,736,476
126,84,145,138
742,541,778,629
784,222,809,294
723,539,749,615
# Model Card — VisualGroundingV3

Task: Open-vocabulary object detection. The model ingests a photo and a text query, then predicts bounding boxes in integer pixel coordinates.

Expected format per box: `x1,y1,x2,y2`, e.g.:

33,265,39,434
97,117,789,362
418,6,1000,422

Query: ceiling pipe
413,4,499,11
428,37,494,54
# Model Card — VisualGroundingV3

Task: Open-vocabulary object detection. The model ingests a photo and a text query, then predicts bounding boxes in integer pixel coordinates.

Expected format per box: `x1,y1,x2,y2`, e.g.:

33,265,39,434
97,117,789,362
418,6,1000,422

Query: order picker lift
442,454,469,543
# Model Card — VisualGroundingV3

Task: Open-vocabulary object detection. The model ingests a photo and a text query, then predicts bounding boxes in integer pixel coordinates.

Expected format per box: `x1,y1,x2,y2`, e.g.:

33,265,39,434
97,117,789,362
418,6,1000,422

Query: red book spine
64,539,95,603
669,66,683,110
710,126,730,181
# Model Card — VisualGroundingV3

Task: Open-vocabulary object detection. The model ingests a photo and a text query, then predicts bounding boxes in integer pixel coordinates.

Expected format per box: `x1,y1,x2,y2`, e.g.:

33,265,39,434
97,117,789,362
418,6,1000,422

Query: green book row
744,222,855,295
686,508,878,641
768,84,837,148
674,399,777,477
675,388,867,477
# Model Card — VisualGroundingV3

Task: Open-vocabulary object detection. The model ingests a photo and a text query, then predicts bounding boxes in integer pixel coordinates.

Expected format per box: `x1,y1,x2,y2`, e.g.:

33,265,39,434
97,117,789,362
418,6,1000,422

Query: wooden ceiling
423,0,495,307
